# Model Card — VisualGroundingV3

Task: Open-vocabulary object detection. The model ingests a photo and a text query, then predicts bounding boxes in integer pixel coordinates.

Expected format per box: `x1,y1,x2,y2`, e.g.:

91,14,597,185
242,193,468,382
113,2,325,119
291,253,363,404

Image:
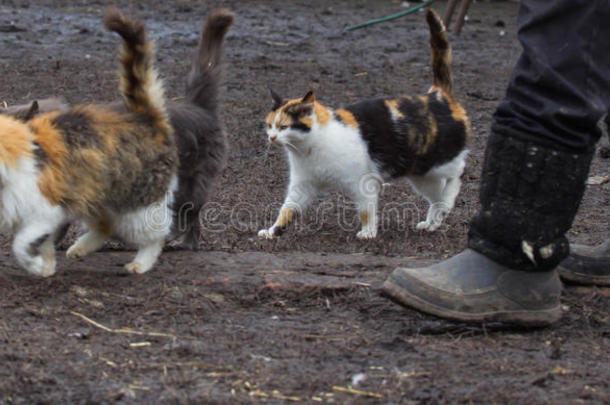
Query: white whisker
284,141,302,154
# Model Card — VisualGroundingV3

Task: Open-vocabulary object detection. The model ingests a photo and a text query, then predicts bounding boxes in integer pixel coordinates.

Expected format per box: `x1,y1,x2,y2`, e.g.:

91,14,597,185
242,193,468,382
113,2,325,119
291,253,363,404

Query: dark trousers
493,0,610,153
468,0,610,271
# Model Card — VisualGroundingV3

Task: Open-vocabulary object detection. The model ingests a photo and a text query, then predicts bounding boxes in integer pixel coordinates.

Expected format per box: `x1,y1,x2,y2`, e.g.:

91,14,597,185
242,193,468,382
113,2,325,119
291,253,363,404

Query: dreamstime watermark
148,196,482,235
140,173,480,235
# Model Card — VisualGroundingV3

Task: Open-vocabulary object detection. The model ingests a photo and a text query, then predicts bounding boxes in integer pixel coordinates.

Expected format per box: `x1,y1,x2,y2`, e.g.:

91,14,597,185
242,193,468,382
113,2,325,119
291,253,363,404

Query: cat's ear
301,91,315,104
269,87,284,110
23,101,40,121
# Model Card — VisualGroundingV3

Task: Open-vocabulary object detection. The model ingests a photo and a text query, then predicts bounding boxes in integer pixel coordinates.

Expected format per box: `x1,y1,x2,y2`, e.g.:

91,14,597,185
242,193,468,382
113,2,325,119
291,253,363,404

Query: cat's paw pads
416,221,440,232
66,244,87,259
124,261,150,274
258,228,276,239
357,229,377,239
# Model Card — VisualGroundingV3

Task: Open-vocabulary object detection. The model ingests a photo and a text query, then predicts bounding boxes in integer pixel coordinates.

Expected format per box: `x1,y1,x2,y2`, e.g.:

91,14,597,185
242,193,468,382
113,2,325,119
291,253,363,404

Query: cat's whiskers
283,141,303,155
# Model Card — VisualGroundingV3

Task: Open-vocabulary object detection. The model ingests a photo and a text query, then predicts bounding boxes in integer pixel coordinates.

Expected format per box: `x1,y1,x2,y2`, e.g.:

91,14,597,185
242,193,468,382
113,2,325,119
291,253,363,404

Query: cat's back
30,105,177,216
341,90,469,179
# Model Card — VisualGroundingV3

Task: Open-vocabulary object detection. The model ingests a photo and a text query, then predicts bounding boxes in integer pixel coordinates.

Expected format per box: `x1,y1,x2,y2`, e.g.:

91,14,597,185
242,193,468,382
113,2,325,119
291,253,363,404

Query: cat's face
265,90,315,147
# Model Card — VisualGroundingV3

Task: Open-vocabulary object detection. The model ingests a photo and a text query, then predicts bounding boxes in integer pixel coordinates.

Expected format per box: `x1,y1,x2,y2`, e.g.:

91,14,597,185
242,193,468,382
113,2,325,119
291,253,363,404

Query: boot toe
382,250,562,326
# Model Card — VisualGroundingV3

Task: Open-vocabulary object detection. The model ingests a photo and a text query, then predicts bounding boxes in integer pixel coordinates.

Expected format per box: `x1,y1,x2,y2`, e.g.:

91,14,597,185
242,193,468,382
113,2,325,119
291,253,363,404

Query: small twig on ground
332,386,383,398
70,311,185,339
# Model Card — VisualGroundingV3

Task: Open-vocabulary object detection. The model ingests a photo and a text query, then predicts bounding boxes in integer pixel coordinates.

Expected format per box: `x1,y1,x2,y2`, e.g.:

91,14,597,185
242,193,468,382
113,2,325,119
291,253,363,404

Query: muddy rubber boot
557,239,610,285
382,249,562,326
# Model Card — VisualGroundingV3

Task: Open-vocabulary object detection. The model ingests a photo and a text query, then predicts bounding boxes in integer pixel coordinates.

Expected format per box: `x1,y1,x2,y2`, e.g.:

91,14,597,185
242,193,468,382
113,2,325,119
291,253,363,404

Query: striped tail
426,9,454,95
186,8,235,112
103,7,171,134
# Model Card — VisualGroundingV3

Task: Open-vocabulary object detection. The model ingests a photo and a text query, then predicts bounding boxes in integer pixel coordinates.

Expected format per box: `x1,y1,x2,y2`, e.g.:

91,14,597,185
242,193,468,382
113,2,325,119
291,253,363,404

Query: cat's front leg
258,182,316,239
355,197,379,239
13,224,59,277
352,174,381,239
66,228,109,259
258,205,297,239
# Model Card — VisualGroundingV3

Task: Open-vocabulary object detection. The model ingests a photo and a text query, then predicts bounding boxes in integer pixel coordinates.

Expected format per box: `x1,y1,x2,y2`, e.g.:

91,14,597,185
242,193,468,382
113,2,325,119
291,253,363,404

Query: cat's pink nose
270,135,277,142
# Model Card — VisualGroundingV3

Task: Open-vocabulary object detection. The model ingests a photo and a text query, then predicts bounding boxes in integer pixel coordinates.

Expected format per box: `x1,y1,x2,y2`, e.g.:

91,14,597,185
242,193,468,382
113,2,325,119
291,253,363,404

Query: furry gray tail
426,8,454,95
103,7,171,133
186,9,235,112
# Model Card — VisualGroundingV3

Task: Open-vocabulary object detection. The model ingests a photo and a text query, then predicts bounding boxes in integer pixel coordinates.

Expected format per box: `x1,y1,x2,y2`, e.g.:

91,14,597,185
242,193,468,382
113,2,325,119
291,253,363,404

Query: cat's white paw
26,256,56,278
416,221,440,232
125,261,150,274
357,228,377,239
38,260,56,278
66,243,88,259
258,228,276,239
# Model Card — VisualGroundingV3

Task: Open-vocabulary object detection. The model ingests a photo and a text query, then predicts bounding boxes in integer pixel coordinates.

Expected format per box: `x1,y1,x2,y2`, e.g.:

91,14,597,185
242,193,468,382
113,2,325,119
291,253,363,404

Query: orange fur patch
448,99,469,126
385,100,404,120
360,211,369,227
276,207,295,228
29,113,70,205
265,111,277,128
91,218,114,237
335,109,359,129
0,115,33,167
276,112,293,128
314,102,331,125
300,117,313,128
30,112,66,166
86,106,131,151
420,112,438,154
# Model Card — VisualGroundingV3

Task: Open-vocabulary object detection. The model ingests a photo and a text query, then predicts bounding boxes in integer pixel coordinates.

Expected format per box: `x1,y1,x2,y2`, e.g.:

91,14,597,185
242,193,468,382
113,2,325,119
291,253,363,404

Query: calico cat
0,7,178,276
0,9,234,251
259,9,470,240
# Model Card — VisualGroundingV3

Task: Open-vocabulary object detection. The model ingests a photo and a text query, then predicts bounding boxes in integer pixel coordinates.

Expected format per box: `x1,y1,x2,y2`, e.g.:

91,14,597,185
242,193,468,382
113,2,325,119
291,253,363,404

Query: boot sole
382,276,562,327
557,267,610,286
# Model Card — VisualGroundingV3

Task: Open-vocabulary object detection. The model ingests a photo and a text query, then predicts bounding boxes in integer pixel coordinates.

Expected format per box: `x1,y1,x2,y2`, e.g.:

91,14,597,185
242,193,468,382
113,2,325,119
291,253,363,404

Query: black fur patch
333,112,344,125
347,98,407,179
31,140,48,170
27,233,50,256
52,111,102,149
346,94,467,179
290,122,311,132
411,95,467,174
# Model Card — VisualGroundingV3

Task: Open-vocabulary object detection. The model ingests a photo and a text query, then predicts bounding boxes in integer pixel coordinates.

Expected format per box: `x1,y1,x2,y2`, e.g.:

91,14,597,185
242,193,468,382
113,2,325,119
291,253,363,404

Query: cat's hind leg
409,152,466,231
116,200,173,274
409,175,449,231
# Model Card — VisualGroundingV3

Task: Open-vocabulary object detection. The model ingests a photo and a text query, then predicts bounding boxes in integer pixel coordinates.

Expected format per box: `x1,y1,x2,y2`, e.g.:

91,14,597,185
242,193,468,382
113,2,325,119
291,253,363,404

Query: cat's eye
266,123,272,129
279,125,288,131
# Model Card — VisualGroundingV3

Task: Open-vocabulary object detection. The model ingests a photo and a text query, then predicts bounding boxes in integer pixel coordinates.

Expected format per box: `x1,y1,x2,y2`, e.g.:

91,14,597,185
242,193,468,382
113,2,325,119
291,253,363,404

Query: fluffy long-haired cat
259,9,470,240
165,9,234,250
0,7,178,276
1,9,234,251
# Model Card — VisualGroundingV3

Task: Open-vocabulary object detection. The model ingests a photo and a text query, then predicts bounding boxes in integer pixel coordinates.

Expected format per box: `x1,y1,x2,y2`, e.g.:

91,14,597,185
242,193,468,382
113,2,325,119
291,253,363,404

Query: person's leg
383,0,610,325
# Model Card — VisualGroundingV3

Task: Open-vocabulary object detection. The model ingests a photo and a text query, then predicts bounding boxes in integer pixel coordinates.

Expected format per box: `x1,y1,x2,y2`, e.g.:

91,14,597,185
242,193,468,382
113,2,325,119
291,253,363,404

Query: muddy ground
0,0,608,403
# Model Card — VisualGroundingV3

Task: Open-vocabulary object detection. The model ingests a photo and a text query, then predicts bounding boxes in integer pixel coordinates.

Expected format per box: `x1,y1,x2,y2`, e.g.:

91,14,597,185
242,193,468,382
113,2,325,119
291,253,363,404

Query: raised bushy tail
426,9,453,95
186,8,235,112
103,7,171,133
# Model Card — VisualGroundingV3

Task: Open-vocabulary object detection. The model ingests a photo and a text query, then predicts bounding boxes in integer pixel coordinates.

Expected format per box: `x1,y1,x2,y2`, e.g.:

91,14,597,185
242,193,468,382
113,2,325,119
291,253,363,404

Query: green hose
344,0,436,32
